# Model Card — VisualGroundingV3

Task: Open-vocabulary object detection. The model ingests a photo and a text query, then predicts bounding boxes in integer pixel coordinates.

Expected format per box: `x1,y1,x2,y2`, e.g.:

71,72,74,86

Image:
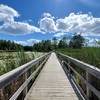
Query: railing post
23,72,28,97
86,71,91,99
68,60,71,78
0,88,4,100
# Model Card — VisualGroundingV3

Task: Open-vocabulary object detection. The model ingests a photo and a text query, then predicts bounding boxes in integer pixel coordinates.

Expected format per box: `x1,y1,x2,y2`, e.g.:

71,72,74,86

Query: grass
0,51,45,100
57,47,100,68
0,51,44,75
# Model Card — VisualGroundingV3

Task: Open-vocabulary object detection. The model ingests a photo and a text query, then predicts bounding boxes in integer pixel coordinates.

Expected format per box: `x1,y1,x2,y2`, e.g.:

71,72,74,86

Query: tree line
0,34,85,52
33,34,85,52
0,40,35,51
0,40,23,51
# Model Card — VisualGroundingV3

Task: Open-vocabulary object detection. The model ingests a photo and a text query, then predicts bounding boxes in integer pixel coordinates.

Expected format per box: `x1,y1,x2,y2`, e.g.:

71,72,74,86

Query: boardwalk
25,53,78,100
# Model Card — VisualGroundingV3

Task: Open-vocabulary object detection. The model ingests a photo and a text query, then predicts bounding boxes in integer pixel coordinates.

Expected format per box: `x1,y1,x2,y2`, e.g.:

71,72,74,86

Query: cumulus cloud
39,13,57,33
0,4,41,35
42,13,53,18
1,5,100,36
39,12,100,36
0,22,41,34
56,13,100,34
0,4,19,23
14,39,40,46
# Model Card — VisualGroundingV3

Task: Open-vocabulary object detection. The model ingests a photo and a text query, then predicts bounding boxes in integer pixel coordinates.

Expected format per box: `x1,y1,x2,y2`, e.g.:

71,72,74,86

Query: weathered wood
57,52,100,80
0,53,50,100
57,52,100,100
0,88,4,100
0,53,50,89
9,57,48,100
25,53,78,100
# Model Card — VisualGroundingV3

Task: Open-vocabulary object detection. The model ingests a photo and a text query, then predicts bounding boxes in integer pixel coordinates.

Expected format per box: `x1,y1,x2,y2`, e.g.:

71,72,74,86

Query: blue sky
0,0,100,45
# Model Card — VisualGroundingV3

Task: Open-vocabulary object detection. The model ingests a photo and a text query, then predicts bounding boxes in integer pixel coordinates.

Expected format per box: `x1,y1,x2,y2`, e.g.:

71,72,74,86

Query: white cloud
0,4,19,17
56,13,100,35
82,33,100,37
27,39,40,43
84,37,100,47
0,22,41,34
0,4,41,35
39,12,100,36
54,32,66,37
39,13,57,33
14,41,28,46
14,39,40,46
0,4,19,23
43,13,52,18
0,5,100,36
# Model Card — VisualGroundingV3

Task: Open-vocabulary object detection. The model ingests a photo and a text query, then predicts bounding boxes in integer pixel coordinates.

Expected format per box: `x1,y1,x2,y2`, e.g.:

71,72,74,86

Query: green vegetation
0,40,33,51
0,40,44,75
0,40,23,51
33,34,84,52
33,40,52,52
0,35,100,100
58,37,68,48
0,51,43,75
33,34,100,69
57,47,100,68
69,33,84,49
0,34,100,75
33,36,69,52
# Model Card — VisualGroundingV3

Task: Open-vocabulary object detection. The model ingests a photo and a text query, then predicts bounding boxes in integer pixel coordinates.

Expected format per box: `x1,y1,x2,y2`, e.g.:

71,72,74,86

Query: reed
57,47,100,68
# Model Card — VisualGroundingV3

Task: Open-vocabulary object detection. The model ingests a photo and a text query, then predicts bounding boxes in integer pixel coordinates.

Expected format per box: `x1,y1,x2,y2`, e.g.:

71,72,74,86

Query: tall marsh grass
57,47,100,68
0,51,35,75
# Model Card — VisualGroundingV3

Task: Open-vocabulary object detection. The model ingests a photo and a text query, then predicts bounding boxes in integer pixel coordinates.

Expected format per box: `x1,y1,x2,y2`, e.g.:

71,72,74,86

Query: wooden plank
25,53,78,100
58,53,100,99
9,56,48,100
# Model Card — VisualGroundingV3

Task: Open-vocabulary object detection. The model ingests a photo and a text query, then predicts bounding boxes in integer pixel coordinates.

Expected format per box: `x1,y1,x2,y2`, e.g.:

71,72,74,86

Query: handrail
56,52,100,100
57,52,100,79
0,53,50,88
0,52,51,100
10,55,49,100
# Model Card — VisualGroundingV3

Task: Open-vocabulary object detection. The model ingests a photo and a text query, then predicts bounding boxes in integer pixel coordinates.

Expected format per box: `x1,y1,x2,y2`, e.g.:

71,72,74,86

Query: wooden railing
57,52,100,100
0,53,51,100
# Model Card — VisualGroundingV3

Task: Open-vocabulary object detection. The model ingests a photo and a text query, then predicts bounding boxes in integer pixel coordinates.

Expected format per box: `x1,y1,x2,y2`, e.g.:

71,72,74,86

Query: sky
0,0,100,46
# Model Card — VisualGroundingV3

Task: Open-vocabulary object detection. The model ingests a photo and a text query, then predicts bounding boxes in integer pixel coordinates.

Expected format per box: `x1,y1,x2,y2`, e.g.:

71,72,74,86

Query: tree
69,34,84,49
52,37,57,49
0,40,23,51
97,41,100,47
33,40,52,52
58,40,64,48
44,40,52,51
58,36,67,48
24,46,33,51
